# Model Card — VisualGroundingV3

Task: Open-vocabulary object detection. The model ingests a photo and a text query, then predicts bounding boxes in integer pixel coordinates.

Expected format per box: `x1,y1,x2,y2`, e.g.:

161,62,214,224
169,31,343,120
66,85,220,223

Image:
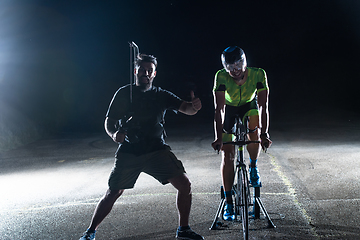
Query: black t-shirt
106,84,183,156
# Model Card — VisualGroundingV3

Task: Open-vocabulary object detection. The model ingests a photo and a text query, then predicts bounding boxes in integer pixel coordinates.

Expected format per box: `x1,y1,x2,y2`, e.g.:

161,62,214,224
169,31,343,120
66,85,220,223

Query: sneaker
249,167,262,187
176,228,204,240
223,203,235,221
79,231,96,240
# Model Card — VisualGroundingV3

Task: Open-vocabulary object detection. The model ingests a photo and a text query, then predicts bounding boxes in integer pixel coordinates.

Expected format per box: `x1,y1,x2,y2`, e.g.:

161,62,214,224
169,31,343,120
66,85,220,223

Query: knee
105,189,124,200
179,178,192,195
248,127,260,141
184,179,192,195
170,174,192,195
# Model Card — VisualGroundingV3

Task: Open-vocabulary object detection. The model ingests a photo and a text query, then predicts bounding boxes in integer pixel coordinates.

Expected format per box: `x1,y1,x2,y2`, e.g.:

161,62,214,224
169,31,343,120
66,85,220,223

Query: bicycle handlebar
213,140,260,154
223,140,260,146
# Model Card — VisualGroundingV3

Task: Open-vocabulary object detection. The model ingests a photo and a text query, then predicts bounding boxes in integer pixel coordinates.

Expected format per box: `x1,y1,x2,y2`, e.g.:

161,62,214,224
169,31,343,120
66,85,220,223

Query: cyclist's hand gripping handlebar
211,140,222,154
260,133,272,153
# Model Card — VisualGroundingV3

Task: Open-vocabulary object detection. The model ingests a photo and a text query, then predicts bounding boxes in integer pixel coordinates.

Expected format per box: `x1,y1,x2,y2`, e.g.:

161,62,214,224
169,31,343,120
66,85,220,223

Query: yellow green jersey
213,67,269,107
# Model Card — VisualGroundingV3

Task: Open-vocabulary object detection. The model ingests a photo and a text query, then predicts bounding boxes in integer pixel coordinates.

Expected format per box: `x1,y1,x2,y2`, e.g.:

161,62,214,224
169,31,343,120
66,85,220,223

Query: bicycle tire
240,166,249,240
231,115,251,239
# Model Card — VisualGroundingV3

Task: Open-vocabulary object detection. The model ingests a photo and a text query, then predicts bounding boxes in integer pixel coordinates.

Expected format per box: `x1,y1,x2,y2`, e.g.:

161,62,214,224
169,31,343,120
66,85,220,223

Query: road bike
210,116,276,240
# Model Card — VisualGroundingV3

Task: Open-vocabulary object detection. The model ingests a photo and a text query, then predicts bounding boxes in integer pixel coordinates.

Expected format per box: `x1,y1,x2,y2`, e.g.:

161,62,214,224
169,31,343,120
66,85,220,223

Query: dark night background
0,0,360,150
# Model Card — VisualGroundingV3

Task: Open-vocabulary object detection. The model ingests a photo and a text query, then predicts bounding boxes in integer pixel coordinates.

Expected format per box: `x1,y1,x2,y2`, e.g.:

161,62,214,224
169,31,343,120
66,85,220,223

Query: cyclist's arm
213,91,226,142
258,89,269,134
257,89,272,149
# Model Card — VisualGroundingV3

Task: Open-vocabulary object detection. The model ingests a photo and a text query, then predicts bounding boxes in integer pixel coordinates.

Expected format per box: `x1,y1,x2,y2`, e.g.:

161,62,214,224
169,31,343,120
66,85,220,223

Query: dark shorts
223,98,259,142
108,149,186,190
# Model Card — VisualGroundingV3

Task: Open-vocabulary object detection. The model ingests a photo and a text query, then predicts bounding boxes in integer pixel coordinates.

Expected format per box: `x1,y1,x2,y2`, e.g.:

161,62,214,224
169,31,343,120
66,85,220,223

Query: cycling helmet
221,46,246,72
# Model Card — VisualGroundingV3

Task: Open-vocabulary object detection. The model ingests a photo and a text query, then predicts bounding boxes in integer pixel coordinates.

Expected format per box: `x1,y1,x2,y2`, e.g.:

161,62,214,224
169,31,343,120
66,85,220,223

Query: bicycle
210,115,276,240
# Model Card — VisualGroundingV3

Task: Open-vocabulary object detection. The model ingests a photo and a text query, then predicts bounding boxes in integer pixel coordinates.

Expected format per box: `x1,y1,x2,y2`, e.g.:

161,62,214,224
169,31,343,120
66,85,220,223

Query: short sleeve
213,69,226,92
256,68,269,93
106,86,130,120
159,88,183,113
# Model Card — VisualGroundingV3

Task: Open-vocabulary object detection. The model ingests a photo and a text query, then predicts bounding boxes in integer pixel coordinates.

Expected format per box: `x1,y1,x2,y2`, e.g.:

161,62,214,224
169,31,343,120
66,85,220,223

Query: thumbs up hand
190,90,202,112
190,90,196,100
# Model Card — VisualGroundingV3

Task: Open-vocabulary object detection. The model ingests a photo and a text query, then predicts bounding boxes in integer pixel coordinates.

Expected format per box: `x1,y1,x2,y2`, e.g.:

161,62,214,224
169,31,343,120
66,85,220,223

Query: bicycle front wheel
240,167,249,240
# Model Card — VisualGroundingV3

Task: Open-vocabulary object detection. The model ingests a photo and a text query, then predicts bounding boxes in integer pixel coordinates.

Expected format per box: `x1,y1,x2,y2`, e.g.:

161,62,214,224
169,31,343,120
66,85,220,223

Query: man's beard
136,76,152,92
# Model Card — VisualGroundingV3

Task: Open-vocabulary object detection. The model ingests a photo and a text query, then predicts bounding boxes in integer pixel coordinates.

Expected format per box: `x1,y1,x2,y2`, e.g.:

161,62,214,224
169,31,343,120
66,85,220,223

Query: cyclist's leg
221,134,236,221
245,112,262,187
222,105,241,220
241,98,261,164
221,140,235,200
221,106,238,200
246,114,261,163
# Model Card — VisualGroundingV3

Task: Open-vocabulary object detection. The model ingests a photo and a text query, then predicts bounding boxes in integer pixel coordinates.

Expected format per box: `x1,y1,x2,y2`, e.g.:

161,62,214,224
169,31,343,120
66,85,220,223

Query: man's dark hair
135,54,158,68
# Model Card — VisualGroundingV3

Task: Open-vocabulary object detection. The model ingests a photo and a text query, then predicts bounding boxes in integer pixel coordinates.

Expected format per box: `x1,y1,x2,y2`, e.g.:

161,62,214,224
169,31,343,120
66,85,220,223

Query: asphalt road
1,109,360,240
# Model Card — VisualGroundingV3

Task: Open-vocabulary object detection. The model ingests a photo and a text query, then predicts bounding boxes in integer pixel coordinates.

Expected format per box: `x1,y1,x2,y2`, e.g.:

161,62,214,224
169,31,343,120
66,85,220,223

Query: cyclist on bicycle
211,46,272,221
